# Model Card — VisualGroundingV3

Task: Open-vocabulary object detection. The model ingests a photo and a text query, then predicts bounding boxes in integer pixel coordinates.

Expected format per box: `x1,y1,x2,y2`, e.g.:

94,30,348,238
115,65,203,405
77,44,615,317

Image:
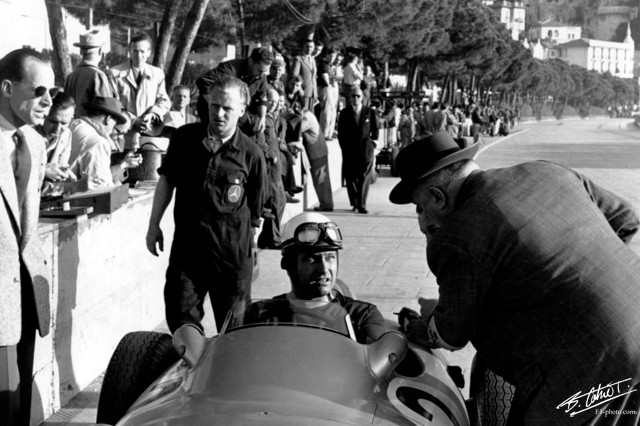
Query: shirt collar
203,126,238,153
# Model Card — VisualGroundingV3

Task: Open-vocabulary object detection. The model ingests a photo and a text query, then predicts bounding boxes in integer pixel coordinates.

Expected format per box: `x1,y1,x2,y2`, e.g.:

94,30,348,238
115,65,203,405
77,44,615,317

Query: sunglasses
284,222,343,250
12,81,61,98
351,94,362,98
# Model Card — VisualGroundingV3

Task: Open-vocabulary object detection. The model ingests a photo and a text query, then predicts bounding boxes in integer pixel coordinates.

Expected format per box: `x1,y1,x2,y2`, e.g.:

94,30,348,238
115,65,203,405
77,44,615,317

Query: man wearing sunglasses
274,212,385,344
337,85,379,214
0,48,55,426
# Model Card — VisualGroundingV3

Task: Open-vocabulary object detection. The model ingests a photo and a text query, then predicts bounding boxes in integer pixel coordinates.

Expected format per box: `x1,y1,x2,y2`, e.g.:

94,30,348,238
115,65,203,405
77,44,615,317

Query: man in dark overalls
146,75,266,333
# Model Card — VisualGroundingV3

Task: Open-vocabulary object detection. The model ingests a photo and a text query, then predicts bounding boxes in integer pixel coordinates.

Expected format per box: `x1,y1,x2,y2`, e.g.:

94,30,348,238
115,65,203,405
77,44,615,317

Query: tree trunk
451,75,459,105
45,0,73,86
407,59,420,92
441,74,450,104
166,0,210,89
236,0,247,57
154,0,183,70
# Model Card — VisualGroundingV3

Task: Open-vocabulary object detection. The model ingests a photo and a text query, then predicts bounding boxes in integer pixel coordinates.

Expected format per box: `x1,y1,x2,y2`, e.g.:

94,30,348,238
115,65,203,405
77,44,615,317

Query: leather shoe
286,195,300,203
314,206,334,212
357,207,368,214
289,186,304,194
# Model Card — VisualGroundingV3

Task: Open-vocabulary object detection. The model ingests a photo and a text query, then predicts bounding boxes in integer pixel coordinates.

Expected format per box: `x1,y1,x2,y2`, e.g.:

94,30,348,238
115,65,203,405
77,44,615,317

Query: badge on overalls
227,179,242,203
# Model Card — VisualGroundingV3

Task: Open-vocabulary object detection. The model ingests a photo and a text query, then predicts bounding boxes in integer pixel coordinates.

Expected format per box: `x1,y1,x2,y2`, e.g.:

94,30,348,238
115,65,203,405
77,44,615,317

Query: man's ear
1,80,13,98
428,186,448,209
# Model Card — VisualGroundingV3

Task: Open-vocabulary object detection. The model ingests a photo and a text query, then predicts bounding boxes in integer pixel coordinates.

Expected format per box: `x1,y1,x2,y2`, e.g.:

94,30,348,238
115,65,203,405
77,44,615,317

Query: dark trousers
164,218,253,333
280,149,298,193
308,155,333,209
344,154,374,209
0,279,37,426
258,170,286,247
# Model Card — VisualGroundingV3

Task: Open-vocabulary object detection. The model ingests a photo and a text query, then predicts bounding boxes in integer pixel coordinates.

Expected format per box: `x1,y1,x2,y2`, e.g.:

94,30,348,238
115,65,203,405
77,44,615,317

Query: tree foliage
48,0,637,114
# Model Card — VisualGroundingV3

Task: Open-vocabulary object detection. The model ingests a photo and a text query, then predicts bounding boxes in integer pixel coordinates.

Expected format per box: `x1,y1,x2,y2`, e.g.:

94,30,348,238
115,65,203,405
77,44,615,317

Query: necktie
12,130,30,211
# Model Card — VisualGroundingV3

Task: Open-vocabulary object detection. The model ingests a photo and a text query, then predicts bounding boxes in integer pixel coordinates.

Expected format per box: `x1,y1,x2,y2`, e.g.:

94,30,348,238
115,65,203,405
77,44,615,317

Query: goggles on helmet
282,222,343,251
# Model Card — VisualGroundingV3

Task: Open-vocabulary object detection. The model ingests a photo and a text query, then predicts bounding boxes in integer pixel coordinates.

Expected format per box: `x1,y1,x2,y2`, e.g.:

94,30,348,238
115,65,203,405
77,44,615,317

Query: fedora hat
389,131,480,205
73,29,104,48
83,97,128,125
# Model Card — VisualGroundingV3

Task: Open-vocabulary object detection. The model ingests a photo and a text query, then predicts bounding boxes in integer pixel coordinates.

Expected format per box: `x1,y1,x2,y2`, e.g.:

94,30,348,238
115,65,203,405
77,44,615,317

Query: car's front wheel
96,331,178,425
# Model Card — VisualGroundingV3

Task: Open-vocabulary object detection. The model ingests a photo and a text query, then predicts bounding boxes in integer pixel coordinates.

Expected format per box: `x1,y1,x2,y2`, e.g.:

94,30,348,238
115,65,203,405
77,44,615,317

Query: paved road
42,117,640,425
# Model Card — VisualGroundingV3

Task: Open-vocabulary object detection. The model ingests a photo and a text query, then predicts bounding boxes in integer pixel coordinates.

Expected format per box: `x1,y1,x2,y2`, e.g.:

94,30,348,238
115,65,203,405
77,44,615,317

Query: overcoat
428,161,640,424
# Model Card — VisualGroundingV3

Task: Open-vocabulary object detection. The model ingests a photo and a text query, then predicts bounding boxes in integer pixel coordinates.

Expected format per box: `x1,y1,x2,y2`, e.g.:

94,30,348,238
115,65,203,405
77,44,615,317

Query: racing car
96,297,513,425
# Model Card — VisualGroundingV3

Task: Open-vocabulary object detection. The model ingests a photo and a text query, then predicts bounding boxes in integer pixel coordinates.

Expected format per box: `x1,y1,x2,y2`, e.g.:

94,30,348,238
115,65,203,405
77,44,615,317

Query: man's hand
133,113,154,133
404,318,430,345
257,116,266,133
64,173,105,193
45,164,74,182
146,224,164,256
288,141,303,155
120,151,143,169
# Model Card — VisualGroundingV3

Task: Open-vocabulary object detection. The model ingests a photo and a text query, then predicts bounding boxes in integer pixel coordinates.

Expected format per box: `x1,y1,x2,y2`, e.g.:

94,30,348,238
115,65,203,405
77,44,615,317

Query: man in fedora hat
64,28,114,118
390,132,640,424
67,96,141,193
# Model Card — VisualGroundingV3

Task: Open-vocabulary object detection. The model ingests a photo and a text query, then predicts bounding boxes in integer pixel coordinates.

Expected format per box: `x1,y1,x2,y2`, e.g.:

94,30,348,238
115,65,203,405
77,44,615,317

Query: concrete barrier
33,191,173,424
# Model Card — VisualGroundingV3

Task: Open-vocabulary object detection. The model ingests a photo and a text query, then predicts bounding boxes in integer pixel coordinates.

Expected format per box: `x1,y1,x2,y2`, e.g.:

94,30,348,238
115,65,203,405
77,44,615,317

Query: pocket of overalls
221,172,246,210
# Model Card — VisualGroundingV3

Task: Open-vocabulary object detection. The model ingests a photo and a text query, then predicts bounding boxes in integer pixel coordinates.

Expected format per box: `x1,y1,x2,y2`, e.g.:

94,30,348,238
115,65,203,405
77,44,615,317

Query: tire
96,331,179,425
470,356,515,425
390,146,400,177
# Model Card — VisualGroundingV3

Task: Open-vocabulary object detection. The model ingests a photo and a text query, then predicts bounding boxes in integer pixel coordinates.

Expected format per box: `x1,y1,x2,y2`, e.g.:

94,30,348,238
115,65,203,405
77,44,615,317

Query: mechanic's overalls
164,130,257,333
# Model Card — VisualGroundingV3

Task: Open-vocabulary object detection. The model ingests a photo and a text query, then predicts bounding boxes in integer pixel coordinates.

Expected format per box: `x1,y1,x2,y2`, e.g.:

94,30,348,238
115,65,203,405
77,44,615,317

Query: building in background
554,25,635,79
484,0,526,41
529,21,581,45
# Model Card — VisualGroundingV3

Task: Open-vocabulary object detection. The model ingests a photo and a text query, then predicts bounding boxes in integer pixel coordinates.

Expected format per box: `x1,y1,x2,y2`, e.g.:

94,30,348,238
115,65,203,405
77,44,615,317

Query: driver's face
291,250,338,300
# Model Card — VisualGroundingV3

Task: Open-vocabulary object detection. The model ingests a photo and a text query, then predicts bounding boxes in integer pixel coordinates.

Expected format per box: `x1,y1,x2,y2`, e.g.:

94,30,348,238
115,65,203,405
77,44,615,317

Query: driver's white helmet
281,212,343,253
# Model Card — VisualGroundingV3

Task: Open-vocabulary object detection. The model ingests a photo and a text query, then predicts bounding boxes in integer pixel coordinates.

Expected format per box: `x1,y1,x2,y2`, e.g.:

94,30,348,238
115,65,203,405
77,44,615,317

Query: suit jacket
338,105,378,164
428,161,640,424
64,61,114,117
108,61,170,122
291,55,317,99
0,119,50,345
